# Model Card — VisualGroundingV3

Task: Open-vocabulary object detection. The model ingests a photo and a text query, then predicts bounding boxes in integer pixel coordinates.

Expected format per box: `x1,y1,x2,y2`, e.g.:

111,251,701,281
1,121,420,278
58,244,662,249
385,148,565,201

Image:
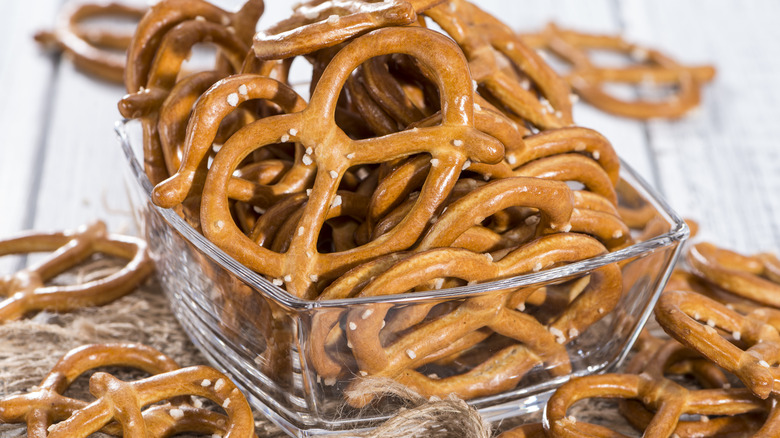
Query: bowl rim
116,119,689,310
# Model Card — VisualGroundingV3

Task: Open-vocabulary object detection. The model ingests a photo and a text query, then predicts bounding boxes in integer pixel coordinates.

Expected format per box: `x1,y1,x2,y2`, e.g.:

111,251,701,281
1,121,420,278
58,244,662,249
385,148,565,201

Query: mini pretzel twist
200,26,504,298
45,365,255,438
521,23,716,119
655,289,780,399
0,221,153,322
687,242,780,308
34,1,147,83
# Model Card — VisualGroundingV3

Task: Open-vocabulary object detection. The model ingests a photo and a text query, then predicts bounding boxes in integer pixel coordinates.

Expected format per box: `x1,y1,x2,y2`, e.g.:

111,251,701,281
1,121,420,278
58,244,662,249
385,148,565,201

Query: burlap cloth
0,256,638,437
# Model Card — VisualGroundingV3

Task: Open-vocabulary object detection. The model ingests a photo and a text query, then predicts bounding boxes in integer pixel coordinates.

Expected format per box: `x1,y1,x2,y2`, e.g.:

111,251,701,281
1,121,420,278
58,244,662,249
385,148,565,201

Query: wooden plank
0,0,62,274
620,0,780,252
0,0,62,237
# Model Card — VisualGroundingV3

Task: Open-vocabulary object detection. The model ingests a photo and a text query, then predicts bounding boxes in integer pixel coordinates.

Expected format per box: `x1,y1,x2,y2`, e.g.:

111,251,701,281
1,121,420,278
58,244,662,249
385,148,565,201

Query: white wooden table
1,0,779,372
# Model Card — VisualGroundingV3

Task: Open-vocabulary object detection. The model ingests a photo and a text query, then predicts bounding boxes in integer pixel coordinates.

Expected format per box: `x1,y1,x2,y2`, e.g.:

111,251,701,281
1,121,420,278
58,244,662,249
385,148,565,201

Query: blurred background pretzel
521,23,716,119
0,221,153,322
34,1,146,83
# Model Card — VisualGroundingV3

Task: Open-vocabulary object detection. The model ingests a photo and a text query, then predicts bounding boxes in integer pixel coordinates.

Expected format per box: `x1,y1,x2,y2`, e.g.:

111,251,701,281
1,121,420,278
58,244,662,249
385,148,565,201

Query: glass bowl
116,119,687,437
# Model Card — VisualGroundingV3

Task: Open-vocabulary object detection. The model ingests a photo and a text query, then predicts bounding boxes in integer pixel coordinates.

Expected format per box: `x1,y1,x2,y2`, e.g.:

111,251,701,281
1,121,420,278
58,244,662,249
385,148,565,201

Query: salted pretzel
252,0,445,61
0,221,153,322
0,343,178,437
617,333,769,437
151,74,308,222
125,0,264,94
424,0,572,130
545,372,769,438
0,343,255,438
43,365,254,437
338,233,621,406
521,23,716,119
655,289,780,400
200,27,505,299
309,176,575,378
121,0,263,185
686,242,780,308
34,1,146,83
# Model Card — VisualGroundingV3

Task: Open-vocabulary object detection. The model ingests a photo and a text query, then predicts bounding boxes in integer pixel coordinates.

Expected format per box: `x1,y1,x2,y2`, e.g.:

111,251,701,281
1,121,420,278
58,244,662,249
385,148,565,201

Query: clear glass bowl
116,119,687,437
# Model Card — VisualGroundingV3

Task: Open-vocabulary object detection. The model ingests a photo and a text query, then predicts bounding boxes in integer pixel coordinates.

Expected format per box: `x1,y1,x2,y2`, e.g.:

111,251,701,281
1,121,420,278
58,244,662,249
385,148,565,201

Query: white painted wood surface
1,1,778,260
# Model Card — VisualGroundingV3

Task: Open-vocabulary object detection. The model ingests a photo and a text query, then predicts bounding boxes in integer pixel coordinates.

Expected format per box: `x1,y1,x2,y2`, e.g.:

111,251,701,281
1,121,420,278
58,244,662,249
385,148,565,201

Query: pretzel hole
177,43,226,83
73,12,141,52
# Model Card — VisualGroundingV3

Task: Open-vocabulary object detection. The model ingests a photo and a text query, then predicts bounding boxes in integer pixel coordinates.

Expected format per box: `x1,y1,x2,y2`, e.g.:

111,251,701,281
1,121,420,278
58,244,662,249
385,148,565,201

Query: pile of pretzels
114,0,690,405
497,239,780,437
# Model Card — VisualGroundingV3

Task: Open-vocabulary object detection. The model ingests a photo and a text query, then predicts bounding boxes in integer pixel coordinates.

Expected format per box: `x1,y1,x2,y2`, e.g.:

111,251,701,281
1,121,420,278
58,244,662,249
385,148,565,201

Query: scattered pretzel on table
34,1,147,83
655,289,780,400
0,343,257,438
521,23,716,119
0,220,153,322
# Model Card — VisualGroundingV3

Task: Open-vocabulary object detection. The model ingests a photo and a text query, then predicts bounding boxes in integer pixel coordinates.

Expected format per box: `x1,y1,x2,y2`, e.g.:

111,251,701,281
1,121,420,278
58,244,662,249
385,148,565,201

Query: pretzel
545,372,768,438
521,23,716,119
618,333,768,436
687,242,780,308
125,0,264,94
309,176,574,377
200,27,504,299
44,364,254,437
34,1,146,83
121,0,262,185
0,221,153,322
0,343,255,437
151,74,308,221
424,0,573,130
341,233,621,406
252,0,445,61
655,289,780,399
0,343,179,437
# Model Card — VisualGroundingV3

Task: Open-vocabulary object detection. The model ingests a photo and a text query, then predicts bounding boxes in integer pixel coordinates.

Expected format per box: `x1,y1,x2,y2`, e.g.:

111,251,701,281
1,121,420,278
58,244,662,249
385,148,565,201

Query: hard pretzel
200,27,505,298
545,373,768,438
310,176,575,379
655,289,780,399
0,343,256,437
34,1,146,83
424,0,573,130
125,0,264,94
0,221,153,322
0,343,178,437
253,0,447,61
687,242,780,308
45,364,255,437
521,23,716,119
343,233,621,406
151,74,308,215
121,0,262,185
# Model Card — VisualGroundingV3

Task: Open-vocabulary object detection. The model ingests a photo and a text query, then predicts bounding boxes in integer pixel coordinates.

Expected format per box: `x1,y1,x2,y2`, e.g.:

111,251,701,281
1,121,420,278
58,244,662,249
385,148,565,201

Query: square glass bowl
117,119,687,436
